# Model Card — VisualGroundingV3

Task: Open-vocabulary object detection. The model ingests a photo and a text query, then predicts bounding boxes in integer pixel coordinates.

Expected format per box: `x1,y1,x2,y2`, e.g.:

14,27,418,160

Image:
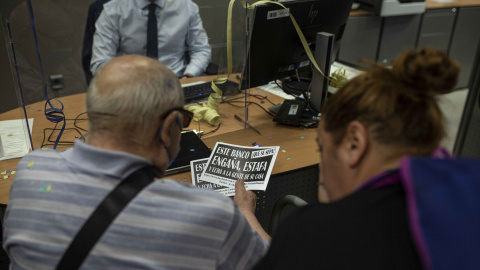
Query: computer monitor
244,0,353,99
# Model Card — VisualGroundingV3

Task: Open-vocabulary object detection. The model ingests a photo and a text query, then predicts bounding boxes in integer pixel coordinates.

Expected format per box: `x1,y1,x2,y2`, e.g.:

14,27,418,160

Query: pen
234,115,262,135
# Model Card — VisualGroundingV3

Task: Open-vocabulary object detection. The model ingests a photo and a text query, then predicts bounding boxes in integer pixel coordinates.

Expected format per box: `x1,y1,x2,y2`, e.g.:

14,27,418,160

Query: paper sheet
200,142,279,191
0,119,34,161
191,158,236,196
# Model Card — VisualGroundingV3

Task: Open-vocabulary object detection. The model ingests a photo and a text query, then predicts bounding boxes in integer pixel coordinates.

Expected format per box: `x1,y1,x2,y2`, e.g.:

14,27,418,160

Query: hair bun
392,47,460,95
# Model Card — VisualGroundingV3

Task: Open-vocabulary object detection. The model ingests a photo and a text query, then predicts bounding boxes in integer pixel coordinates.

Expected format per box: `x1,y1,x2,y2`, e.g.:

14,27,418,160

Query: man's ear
159,111,179,147
343,121,368,168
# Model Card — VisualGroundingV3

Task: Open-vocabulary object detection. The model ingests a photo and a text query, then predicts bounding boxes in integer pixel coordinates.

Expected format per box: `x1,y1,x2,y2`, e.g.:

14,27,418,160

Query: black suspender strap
56,166,160,270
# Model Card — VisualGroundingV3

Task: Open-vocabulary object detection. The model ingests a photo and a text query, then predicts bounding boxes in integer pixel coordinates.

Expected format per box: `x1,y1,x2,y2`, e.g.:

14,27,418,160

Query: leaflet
199,142,279,190
190,158,235,196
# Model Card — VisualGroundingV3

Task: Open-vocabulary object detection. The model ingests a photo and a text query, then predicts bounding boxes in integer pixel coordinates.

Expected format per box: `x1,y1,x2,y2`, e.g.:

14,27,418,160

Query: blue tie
147,3,158,58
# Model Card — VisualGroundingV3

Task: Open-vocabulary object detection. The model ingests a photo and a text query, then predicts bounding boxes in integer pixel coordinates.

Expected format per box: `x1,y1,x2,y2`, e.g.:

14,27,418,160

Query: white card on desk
0,119,34,161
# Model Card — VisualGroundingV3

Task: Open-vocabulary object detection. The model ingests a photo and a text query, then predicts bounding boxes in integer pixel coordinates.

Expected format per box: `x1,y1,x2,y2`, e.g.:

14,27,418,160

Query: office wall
0,0,253,113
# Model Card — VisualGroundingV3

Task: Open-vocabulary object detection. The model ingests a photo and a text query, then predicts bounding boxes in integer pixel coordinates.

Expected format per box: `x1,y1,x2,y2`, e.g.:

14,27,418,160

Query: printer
355,0,426,16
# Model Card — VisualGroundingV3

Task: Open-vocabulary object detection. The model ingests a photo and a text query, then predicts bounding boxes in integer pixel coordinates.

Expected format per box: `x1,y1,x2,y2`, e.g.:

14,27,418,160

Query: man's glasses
161,107,194,129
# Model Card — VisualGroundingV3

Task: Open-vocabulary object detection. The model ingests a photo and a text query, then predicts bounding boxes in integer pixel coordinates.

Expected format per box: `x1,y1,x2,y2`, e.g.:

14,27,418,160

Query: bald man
3,55,268,269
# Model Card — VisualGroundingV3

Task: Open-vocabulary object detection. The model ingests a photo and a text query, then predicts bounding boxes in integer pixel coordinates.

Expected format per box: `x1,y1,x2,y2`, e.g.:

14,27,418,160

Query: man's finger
235,179,246,195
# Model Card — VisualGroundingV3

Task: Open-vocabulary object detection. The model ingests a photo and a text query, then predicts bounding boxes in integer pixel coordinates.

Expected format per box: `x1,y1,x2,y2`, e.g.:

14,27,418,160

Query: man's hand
233,179,271,242
181,73,194,79
233,179,257,214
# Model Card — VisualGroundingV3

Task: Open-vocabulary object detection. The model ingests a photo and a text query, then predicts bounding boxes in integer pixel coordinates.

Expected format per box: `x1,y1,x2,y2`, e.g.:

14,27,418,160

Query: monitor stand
271,32,335,127
310,32,335,113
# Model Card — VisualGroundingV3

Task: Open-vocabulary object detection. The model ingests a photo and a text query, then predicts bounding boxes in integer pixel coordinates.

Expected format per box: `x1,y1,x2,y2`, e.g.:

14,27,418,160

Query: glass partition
190,0,286,140
0,0,255,158
184,0,251,138
1,0,91,153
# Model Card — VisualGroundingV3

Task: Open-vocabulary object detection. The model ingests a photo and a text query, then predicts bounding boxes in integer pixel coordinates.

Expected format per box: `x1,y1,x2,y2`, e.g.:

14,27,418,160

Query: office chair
0,204,10,269
82,0,110,85
254,164,318,234
268,195,308,235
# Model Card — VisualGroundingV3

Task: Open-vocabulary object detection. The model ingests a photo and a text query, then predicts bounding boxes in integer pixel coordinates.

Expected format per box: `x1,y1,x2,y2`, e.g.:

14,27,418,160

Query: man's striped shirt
3,141,268,269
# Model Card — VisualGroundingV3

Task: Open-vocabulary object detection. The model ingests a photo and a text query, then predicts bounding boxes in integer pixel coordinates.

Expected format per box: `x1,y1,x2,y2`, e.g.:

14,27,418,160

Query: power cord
40,112,88,148
27,0,66,150
199,124,221,138
221,94,276,118
223,100,276,118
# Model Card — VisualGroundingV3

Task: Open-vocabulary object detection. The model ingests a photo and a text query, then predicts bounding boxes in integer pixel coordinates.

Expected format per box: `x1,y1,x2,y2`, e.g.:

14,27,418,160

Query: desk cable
222,94,276,118
26,0,66,150
40,112,88,149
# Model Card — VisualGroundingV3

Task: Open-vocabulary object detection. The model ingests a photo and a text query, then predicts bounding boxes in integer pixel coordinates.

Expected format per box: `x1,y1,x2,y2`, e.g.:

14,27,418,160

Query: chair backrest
82,0,110,85
0,204,10,267
254,164,318,234
269,195,308,235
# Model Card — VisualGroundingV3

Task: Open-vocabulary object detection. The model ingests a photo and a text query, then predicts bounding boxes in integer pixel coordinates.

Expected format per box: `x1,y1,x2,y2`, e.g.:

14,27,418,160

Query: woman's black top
253,184,422,270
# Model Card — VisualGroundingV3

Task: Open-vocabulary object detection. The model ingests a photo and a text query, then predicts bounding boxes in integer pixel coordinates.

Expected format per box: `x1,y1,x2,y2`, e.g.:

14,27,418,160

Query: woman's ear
159,111,179,147
343,121,368,168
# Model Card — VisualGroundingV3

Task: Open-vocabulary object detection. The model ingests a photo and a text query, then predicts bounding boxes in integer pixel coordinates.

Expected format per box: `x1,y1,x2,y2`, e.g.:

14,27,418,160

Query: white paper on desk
200,142,279,191
0,119,34,161
191,158,236,196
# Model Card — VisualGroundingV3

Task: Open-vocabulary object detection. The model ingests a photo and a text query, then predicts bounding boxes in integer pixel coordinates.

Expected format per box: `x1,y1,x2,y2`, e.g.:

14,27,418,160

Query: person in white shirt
90,0,211,78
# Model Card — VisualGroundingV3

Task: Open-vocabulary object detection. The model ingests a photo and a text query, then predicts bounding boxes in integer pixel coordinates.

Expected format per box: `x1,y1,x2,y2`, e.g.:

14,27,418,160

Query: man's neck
88,133,153,161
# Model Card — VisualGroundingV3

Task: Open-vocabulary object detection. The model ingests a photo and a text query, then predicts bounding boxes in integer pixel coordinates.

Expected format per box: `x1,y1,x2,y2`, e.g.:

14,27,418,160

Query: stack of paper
0,119,34,161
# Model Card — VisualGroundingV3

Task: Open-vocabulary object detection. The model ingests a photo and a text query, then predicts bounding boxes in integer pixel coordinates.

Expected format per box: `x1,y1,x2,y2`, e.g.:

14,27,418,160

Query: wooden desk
350,0,480,15
170,122,320,184
426,0,480,9
350,0,480,12
0,77,320,204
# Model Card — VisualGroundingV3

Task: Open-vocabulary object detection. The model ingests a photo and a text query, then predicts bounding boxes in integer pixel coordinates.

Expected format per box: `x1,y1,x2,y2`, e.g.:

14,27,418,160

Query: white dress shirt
91,0,211,77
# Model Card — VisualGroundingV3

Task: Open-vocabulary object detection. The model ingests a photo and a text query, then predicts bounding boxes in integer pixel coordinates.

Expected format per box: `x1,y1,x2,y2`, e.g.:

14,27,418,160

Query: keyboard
182,80,239,103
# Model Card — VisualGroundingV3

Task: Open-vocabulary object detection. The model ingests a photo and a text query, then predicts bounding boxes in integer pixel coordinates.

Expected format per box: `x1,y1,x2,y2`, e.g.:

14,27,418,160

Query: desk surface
350,0,480,16
426,0,480,9
0,77,320,204
170,122,320,184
